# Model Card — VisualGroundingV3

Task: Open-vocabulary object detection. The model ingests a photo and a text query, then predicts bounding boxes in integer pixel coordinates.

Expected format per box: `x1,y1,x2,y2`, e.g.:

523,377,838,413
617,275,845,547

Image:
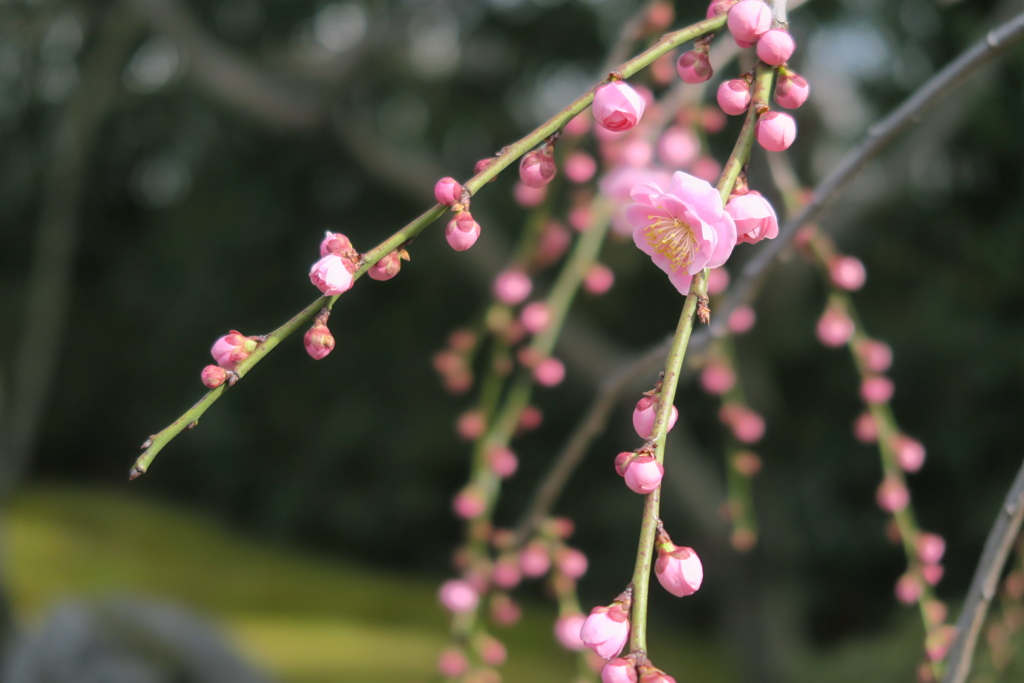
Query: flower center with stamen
644,215,698,272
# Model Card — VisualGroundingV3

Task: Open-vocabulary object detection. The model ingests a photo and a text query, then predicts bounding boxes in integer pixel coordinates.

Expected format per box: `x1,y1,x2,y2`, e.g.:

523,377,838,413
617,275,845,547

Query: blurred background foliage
1,0,1024,681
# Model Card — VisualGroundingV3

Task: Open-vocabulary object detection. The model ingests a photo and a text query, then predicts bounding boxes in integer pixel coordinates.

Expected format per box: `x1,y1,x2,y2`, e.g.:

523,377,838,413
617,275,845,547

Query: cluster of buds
310,231,360,295
200,330,264,388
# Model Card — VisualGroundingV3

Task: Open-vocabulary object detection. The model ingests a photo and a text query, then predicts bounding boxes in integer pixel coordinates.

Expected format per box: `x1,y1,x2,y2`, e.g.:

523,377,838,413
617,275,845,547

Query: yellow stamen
644,214,698,272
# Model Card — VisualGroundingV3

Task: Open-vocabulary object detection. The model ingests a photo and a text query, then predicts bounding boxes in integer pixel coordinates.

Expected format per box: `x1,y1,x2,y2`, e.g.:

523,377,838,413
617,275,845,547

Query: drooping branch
942,458,1024,683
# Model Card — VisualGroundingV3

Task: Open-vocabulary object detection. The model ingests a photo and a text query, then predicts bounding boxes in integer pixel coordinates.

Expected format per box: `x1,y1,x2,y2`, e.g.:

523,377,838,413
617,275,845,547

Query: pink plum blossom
728,305,757,334
493,269,533,305
657,126,699,167
861,376,895,404
585,263,615,295
623,455,665,494
310,254,355,295
829,255,867,290
816,305,854,347
627,171,737,294
580,601,630,660
726,192,779,244
655,540,704,597
593,81,646,132
857,339,893,373
894,434,926,472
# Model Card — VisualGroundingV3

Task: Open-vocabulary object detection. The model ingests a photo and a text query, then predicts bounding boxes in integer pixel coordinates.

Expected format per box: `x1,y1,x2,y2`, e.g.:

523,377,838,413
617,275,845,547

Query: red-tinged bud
201,364,227,388
368,249,405,281
493,269,532,305
876,477,910,513
488,446,519,479
638,664,677,683
319,231,353,257
593,81,646,132
557,547,588,579
519,148,557,189
520,541,551,578
534,357,566,387
756,29,796,66
856,338,893,373
474,157,496,177
854,412,878,443
210,330,259,371
303,323,335,360
434,177,462,206
490,592,522,625
655,527,703,597
452,485,487,520
756,111,797,151
437,647,469,678
676,47,713,84
446,211,481,251
775,70,810,109
581,600,630,660
602,657,639,683
701,361,736,395
492,554,522,589
896,572,923,605
829,255,867,291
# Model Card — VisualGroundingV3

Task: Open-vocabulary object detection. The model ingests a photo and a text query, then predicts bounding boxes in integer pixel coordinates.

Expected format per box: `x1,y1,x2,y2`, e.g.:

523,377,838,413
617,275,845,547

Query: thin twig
514,9,1024,539
942,458,1024,683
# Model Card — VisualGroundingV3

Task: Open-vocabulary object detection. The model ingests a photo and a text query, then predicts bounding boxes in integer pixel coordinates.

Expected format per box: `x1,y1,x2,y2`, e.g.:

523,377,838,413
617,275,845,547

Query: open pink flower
627,172,736,294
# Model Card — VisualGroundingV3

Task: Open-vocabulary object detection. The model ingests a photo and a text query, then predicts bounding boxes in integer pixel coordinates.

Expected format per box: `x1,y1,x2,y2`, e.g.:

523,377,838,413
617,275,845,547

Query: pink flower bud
756,111,797,151
707,0,738,18
434,177,463,206
922,563,944,586
602,658,639,683
368,250,404,281
438,579,479,613
707,267,730,295
565,151,597,184
536,221,572,266
816,305,854,348
593,81,646,132
925,625,956,662
623,455,665,494
304,323,335,360
733,450,762,476
319,231,353,257
633,396,679,439
895,573,923,605
676,48,713,84
557,547,589,579
585,263,615,295
876,477,910,513
474,634,507,667
692,155,722,182
488,447,519,479
446,212,481,251
490,592,522,625
719,404,766,443
210,330,259,371
200,364,227,388
853,412,878,443
492,555,522,589
894,434,926,473
701,362,736,395
520,148,557,189
520,541,551,578
493,269,532,305
775,70,810,109
717,79,752,116
657,126,699,168
456,409,486,440
452,486,487,519
580,602,630,660
309,254,355,296
554,613,587,651
727,0,771,44
924,599,947,625
756,28,795,66
564,111,591,136
727,192,779,244
655,538,703,597
829,255,867,291
534,357,566,387
520,302,552,334
437,647,469,678
856,339,893,373
725,304,756,334
474,157,495,176
917,532,946,565
861,376,895,404
519,404,543,431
